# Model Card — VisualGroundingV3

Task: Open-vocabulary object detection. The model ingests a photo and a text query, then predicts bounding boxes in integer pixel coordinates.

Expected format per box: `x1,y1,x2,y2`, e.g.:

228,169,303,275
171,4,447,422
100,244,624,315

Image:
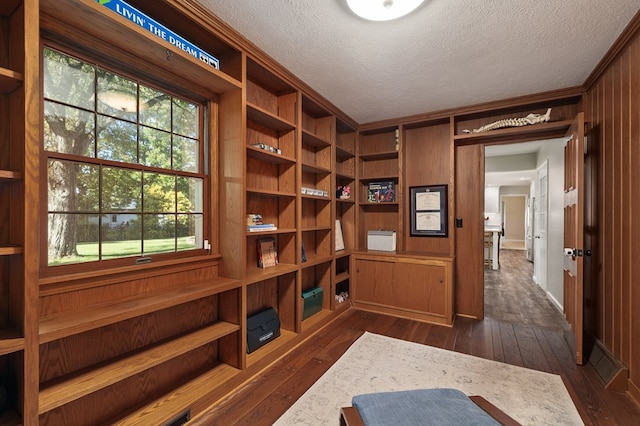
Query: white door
533,160,548,290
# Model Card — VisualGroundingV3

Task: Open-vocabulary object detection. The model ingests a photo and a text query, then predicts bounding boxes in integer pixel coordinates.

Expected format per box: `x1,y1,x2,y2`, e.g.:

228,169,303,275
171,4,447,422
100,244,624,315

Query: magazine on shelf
257,237,278,268
367,181,395,203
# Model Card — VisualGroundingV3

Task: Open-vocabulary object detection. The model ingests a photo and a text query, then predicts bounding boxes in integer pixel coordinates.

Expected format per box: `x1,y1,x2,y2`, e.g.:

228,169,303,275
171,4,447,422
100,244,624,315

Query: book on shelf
247,224,277,232
257,237,278,268
335,219,345,251
367,181,395,203
247,213,263,226
301,240,307,263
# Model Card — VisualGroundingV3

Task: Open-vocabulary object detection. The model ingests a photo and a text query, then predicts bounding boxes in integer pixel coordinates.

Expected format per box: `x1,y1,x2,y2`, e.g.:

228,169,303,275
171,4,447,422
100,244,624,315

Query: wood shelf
0,246,23,256
246,146,296,165
453,119,573,143
301,162,331,175
247,102,296,131
245,228,296,236
336,198,356,205
39,277,241,343
300,309,333,333
245,329,297,368
0,170,21,180
300,254,333,268
301,193,331,201
0,328,24,356
336,145,355,159
40,0,241,97
115,361,241,426
334,271,349,284
359,176,399,184
359,150,398,161
38,321,240,414
301,129,331,147
246,188,296,198
245,263,299,285
336,170,355,180
0,67,23,94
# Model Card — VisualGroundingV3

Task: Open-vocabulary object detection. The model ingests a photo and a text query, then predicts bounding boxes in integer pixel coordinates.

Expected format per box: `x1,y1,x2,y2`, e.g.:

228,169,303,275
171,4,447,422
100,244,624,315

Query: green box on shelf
302,286,323,320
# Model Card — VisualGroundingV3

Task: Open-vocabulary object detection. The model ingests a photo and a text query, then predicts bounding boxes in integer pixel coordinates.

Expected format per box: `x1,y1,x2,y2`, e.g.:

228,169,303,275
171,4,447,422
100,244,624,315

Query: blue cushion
352,388,501,426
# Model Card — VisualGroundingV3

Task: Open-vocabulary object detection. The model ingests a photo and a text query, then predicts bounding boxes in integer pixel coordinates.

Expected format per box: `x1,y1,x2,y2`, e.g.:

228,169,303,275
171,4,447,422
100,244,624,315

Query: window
43,47,207,267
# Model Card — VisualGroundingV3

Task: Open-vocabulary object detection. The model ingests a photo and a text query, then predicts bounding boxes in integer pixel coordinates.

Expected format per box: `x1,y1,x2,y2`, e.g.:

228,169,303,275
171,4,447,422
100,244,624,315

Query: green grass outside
49,237,197,265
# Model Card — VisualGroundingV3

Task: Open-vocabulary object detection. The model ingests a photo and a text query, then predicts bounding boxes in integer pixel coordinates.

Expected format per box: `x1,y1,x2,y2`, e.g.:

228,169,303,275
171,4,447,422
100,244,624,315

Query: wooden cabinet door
353,258,394,305
393,260,447,316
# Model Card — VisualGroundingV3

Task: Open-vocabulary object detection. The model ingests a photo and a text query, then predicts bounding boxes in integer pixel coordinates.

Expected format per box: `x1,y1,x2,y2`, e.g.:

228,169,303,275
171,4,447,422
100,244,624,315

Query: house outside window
43,47,207,267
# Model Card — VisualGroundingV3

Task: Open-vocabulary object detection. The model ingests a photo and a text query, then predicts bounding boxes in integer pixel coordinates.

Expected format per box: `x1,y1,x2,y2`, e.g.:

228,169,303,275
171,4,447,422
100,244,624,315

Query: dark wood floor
191,252,640,425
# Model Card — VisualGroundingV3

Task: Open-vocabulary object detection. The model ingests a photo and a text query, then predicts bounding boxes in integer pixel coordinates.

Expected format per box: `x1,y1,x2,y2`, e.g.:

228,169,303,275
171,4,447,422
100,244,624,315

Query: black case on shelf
246,307,281,353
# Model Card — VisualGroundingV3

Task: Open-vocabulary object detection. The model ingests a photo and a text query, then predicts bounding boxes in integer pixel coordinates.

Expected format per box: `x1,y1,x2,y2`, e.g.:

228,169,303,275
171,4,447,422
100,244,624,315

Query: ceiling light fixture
346,0,424,21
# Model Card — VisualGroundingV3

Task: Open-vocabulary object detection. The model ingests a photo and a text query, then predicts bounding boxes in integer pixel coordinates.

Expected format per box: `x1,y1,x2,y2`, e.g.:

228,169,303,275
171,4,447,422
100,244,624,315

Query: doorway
483,140,566,328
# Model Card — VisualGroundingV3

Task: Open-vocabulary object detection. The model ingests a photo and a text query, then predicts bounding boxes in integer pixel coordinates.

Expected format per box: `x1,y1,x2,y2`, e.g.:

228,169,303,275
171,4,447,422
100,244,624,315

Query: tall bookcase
243,58,300,355
334,119,356,307
0,0,37,423
356,126,401,251
298,95,334,330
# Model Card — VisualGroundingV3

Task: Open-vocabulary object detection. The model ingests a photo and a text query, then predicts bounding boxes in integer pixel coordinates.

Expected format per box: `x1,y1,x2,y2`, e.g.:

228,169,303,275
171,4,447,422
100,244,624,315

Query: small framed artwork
410,185,448,237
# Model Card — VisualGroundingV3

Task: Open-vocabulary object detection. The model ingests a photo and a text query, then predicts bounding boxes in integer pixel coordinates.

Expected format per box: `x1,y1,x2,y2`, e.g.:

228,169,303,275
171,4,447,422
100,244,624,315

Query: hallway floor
484,248,565,331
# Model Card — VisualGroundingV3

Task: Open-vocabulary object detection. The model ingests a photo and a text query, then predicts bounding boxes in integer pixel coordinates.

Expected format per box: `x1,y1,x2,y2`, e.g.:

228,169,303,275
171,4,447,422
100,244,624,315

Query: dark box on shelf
302,286,324,320
246,307,281,353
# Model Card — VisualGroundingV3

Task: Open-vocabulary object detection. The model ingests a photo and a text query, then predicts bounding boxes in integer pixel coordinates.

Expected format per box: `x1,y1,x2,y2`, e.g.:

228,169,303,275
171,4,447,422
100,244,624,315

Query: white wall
537,138,566,309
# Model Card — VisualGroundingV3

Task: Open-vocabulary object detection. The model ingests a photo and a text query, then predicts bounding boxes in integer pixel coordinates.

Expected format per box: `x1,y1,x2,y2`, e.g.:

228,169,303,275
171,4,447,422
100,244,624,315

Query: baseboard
546,290,563,312
587,336,629,392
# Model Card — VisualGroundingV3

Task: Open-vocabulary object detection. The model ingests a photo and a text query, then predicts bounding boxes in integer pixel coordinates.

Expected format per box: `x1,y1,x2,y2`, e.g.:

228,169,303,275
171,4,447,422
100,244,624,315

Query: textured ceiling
197,0,639,124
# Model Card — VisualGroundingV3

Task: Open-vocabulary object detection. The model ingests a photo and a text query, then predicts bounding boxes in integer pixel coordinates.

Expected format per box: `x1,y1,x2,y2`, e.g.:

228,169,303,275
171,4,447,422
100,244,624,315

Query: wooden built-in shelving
39,278,241,343
39,321,240,413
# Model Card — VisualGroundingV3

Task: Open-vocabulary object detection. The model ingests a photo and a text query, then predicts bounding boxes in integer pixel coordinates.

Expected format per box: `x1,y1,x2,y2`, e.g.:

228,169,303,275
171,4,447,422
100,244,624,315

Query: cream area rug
274,332,583,425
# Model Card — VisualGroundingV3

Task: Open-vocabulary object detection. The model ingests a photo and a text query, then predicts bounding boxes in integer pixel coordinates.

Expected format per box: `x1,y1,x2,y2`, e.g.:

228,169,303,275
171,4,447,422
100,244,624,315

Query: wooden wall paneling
611,56,622,360
629,34,640,402
454,143,484,319
602,66,614,351
403,122,451,255
618,48,631,367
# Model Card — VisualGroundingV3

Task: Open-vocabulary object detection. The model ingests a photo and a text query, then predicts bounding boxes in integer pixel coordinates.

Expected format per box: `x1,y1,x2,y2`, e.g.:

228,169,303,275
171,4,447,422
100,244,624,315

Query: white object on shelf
367,230,396,252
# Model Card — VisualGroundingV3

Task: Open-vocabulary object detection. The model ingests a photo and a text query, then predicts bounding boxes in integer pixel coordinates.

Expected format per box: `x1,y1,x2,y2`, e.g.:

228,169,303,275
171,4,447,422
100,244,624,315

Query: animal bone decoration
462,108,552,133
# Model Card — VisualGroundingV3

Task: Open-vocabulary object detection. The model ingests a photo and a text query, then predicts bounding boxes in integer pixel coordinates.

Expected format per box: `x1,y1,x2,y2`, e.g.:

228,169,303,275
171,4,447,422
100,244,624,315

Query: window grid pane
44,47,206,266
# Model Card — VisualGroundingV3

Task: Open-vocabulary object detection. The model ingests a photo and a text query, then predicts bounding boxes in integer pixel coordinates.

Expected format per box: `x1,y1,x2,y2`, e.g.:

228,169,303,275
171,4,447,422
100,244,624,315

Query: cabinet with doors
352,252,454,326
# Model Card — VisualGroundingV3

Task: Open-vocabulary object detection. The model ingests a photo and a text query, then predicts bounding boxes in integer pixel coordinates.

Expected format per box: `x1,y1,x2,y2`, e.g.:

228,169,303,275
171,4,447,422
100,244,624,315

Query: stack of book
247,213,277,232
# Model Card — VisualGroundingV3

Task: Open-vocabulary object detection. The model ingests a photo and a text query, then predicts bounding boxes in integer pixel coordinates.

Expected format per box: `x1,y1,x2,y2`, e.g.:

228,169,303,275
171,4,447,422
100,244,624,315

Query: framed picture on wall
410,185,448,237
